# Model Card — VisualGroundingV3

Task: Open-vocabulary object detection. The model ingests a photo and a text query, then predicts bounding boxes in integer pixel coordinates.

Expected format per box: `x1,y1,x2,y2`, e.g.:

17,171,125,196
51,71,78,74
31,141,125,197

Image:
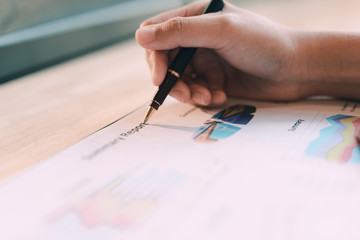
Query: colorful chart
51,169,184,231
306,114,360,163
193,105,256,143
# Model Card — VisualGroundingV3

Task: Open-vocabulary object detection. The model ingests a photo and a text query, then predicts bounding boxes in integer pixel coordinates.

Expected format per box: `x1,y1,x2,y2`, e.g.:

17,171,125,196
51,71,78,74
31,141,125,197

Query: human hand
135,1,308,106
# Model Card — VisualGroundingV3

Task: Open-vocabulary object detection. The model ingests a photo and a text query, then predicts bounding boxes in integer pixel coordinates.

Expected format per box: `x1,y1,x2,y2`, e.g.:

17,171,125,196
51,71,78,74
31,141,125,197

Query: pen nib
143,106,156,124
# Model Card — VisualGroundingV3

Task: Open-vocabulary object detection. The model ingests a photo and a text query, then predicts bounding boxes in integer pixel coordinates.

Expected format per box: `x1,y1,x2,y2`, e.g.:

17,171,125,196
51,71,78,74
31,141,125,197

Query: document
1,97,360,240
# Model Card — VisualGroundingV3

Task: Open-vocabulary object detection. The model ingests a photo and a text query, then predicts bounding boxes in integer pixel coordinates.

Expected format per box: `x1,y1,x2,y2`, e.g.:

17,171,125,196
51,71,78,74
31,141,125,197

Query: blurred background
0,0,191,83
0,0,357,84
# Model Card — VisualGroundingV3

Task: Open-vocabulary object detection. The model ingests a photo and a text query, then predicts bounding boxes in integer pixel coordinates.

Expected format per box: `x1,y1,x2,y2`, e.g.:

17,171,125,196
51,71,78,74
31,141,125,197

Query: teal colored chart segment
193,123,213,139
208,123,241,140
350,147,360,163
193,104,256,143
306,115,348,158
306,114,360,163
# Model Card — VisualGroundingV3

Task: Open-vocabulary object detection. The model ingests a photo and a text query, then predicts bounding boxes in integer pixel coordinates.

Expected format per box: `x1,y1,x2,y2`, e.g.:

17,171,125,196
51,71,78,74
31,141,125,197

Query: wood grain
0,40,155,179
1,0,359,180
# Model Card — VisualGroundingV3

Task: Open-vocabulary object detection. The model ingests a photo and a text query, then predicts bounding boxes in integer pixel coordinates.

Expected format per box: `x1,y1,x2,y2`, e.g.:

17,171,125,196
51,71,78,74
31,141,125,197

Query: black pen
143,0,225,123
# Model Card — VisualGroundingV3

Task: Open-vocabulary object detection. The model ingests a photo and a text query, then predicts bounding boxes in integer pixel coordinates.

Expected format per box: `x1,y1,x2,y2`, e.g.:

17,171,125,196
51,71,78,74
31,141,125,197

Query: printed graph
306,114,360,163
51,168,184,231
193,105,256,143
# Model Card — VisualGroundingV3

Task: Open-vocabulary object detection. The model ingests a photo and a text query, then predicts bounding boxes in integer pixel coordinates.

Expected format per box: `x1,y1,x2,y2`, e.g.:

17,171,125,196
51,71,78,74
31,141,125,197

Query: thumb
135,14,227,51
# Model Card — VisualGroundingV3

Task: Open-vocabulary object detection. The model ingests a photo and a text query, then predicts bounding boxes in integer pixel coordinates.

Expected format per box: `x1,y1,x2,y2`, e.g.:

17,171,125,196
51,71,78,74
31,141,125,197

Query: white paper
1,98,360,240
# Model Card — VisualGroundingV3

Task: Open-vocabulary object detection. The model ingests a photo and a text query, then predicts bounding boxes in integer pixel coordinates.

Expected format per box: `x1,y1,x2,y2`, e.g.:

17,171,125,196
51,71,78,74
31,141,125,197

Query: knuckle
164,17,189,32
218,13,236,29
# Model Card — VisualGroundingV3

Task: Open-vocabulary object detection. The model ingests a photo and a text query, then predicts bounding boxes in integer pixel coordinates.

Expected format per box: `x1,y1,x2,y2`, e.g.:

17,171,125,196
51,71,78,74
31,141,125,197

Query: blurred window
0,0,192,83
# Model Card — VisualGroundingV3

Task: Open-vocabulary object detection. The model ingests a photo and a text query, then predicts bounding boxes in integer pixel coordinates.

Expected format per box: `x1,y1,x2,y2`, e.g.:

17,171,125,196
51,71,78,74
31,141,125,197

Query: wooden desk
1,0,359,180
0,41,156,179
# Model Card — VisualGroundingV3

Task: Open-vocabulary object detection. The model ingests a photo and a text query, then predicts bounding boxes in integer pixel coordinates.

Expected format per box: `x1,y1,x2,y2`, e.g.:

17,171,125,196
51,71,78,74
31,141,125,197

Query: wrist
291,30,360,100
273,27,311,99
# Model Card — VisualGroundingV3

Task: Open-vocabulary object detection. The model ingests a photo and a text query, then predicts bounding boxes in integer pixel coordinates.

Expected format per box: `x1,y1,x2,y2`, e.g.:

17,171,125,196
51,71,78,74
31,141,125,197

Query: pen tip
144,106,156,124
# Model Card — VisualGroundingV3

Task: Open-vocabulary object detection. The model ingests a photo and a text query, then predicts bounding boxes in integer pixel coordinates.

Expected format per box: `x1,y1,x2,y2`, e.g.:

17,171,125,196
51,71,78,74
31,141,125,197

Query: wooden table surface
1,0,359,180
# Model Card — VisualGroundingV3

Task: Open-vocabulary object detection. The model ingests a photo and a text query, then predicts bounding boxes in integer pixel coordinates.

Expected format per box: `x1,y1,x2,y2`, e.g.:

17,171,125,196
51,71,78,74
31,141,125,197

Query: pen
143,0,225,123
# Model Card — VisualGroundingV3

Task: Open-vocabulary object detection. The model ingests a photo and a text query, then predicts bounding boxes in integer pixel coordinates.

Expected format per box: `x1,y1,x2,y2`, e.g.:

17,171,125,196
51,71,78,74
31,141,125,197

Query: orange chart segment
306,114,360,163
51,169,184,230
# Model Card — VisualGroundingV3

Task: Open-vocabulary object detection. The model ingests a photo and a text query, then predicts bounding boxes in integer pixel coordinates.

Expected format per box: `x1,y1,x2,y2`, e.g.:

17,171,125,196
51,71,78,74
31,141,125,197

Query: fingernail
212,91,226,105
192,93,205,105
136,26,155,43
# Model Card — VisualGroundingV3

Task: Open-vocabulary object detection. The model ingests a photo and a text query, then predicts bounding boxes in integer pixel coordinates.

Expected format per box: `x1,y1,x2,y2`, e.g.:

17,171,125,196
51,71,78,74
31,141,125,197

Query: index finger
140,0,210,27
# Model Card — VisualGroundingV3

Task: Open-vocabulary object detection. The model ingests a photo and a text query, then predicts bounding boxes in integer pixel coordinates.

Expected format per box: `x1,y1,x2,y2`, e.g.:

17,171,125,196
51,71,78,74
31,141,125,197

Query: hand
136,1,360,106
